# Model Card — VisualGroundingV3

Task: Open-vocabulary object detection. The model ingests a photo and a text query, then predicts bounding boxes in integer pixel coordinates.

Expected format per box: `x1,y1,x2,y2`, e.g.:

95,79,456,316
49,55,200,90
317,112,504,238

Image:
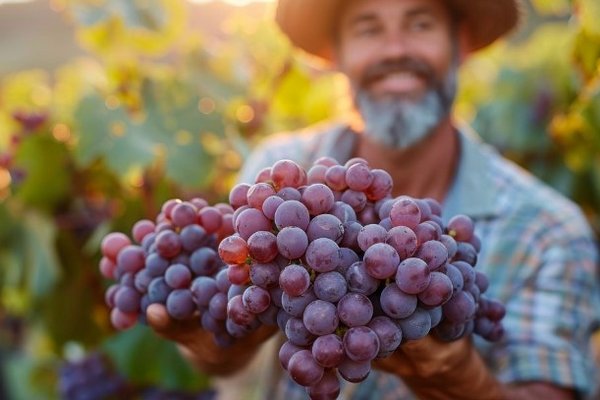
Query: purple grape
235,208,272,241
115,286,141,313
363,242,400,279
134,269,152,293
249,262,280,289
379,284,417,319
340,189,367,212
337,293,373,327
190,276,219,307
262,195,284,220
442,291,476,323
416,240,448,271
385,226,417,259
447,214,474,242
303,300,339,335
389,196,421,229
417,271,454,307
258,303,279,325
368,316,402,357
395,257,431,294
313,271,347,303
279,340,304,370
155,230,182,259
324,165,347,191
277,187,302,201
343,326,380,362
227,294,255,326
208,292,228,320
328,201,357,224
339,221,361,249
414,222,439,245
307,369,341,400
301,183,335,216
454,242,478,266
166,289,196,320
305,238,342,273
164,263,192,289
306,214,344,243
148,277,172,304
274,200,310,230
365,169,392,201
145,253,169,277
345,162,373,191
345,261,379,296
434,319,466,341
281,289,317,318
357,224,387,252
311,334,344,368
287,349,324,387
247,231,278,263
285,317,316,347
247,182,276,209
180,224,208,253
338,359,371,383
452,261,476,290
277,227,309,260
189,247,221,276
397,307,432,340
279,264,311,296
116,245,145,274
242,285,271,314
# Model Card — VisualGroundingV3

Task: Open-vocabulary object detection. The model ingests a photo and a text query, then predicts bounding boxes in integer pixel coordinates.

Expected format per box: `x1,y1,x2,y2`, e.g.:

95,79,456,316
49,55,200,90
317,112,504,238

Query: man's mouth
360,58,434,100
367,71,426,97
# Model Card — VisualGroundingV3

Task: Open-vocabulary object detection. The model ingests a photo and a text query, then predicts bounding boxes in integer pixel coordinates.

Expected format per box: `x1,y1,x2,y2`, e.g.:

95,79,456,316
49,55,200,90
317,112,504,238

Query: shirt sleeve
491,216,600,396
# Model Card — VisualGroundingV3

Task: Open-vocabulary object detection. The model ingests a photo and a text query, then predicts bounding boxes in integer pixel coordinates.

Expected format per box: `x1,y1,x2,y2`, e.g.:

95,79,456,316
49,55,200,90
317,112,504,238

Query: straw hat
275,0,522,62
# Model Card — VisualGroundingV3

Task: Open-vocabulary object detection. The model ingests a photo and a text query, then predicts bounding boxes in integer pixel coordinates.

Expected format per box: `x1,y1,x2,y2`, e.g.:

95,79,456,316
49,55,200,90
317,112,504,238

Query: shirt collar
323,123,500,222
443,124,500,222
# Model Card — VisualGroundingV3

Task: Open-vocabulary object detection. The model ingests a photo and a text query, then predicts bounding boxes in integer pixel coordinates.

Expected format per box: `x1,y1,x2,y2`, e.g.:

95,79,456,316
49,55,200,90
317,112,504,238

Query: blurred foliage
0,0,598,398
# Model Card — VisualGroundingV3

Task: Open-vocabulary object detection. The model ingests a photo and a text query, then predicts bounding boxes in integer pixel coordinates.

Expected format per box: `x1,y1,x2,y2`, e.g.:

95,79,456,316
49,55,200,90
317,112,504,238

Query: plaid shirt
234,122,600,399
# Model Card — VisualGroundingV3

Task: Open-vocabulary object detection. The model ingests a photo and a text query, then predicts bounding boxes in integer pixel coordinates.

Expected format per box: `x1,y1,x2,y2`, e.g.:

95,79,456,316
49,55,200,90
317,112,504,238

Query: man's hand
372,334,472,379
372,335,577,400
146,304,277,376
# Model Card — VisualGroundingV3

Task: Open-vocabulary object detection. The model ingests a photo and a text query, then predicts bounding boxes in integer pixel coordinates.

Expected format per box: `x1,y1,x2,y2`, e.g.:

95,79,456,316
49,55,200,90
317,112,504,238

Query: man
147,0,600,399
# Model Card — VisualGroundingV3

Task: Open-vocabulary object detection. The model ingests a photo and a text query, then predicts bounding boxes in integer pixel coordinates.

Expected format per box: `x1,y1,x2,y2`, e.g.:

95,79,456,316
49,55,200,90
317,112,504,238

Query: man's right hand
146,303,277,376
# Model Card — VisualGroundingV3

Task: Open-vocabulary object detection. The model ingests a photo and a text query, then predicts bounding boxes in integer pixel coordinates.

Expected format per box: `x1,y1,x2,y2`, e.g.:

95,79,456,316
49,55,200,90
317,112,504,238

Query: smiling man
146,1,600,399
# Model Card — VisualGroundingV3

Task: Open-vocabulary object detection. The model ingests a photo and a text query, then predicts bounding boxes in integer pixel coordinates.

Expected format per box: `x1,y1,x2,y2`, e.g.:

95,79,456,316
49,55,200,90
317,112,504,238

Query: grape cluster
217,158,505,399
58,351,216,400
58,352,131,400
100,197,235,338
99,157,506,400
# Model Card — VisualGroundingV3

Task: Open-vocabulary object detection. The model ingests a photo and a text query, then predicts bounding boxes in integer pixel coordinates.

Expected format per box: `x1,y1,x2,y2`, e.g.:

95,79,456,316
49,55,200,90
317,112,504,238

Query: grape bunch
98,156,506,400
58,351,217,400
216,158,505,399
99,197,235,337
58,352,131,400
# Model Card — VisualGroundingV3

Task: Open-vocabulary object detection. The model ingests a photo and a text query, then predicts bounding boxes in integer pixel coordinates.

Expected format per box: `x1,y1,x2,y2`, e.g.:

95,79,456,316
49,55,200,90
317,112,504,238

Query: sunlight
0,0,274,7
188,0,274,6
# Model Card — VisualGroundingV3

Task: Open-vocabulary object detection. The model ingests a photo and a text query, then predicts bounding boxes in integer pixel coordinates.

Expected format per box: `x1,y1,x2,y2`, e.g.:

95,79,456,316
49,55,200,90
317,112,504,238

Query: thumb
146,303,171,332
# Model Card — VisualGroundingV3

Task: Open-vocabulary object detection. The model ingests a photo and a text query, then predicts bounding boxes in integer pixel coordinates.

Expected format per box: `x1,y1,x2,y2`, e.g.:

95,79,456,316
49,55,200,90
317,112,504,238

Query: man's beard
355,57,457,149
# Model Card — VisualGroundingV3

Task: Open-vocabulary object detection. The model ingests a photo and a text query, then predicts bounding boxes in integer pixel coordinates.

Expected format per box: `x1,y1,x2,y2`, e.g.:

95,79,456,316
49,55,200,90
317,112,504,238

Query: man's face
335,0,458,148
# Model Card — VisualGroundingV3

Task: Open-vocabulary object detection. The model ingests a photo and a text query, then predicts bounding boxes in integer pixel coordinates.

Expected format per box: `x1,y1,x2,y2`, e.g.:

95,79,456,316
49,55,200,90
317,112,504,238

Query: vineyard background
0,0,598,398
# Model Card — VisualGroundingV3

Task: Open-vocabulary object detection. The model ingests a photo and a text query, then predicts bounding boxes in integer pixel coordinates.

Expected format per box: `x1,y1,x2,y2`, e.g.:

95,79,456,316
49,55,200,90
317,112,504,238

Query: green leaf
102,325,210,391
23,212,62,299
73,79,226,188
13,135,72,212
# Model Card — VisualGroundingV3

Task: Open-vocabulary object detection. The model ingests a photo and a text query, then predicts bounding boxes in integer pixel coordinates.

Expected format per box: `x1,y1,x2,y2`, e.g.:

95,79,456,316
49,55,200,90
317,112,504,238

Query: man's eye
411,18,434,32
355,25,381,37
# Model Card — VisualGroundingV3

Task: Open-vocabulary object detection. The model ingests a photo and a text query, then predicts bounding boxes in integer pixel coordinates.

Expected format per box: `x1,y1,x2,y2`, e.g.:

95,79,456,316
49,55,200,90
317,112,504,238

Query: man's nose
378,30,413,60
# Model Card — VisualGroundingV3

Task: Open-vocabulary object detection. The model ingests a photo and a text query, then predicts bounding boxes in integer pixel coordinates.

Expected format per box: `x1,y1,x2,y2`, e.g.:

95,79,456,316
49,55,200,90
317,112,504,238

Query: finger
146,303,201,341
146,303,171,332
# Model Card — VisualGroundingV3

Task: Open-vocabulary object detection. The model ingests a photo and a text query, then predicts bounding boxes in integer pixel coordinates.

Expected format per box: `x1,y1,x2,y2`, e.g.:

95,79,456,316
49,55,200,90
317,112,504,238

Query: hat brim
276,0,522,63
